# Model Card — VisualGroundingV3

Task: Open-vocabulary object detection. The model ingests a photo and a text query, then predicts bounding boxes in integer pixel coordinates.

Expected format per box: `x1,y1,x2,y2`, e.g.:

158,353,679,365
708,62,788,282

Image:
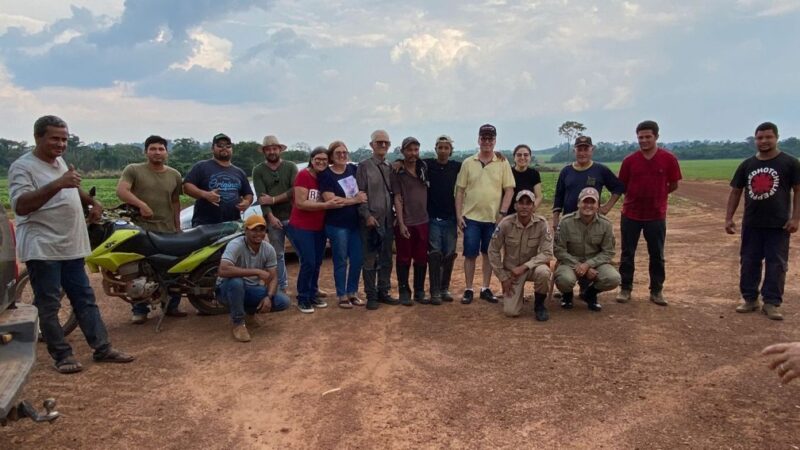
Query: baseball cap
436,135,454,145
244,215,267,230
515,189,536,202
574,136,593,147
213,133,232,144
401,136,420,150
478,124,497,137
578,187,600,202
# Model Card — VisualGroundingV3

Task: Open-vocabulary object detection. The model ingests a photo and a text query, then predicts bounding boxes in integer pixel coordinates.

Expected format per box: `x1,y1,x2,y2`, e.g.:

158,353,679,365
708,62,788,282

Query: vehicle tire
15,270,79,341
186,261,228,315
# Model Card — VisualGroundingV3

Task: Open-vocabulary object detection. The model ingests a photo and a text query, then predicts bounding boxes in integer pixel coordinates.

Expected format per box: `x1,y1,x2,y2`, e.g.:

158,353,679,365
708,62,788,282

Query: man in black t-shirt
424,135,462,304
726,122,800,321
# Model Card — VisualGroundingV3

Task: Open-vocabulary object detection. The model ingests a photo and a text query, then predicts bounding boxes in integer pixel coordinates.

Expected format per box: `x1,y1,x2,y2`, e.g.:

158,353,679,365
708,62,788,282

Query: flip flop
92,348,135,363
54,356,83,374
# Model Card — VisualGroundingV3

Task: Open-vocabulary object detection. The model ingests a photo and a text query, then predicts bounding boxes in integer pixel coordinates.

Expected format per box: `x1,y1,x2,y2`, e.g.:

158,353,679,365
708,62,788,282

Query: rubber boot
560,291,574,309
428,252,442,305
397,264,412,306
583,285,602,311
533,293,549,321
414,264,430,304
440,254,456,302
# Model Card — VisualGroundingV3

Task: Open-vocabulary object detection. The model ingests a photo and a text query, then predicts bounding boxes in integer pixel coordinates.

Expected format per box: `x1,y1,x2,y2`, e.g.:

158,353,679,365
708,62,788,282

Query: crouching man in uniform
488,190,553,321
217,215,291,342
554,187,620,312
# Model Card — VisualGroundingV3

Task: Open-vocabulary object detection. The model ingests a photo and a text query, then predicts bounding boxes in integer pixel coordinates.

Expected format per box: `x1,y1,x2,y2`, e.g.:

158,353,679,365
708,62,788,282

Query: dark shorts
463,218,495,258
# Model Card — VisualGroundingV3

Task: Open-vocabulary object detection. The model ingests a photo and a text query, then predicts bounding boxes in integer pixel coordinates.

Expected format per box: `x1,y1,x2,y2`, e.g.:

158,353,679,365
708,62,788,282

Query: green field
542,158,740,181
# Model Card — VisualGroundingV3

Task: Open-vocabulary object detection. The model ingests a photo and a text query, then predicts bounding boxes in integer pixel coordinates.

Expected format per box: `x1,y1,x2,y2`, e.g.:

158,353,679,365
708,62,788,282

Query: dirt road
3,181,799,449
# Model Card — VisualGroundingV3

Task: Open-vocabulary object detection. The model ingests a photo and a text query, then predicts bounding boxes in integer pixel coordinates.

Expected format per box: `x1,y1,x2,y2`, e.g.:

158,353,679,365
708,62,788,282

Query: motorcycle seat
146,222,241,257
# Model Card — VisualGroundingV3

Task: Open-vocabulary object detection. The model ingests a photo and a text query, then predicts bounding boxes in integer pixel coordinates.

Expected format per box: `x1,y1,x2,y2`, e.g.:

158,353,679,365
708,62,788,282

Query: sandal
338,298,353,309
349,295,365,307
54,356,83,374
93,348,135,363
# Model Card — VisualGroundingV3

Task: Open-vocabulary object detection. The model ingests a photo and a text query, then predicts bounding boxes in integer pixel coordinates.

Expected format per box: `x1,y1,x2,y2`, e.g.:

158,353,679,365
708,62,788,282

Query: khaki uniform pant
554,263,621,293
504,265,551,317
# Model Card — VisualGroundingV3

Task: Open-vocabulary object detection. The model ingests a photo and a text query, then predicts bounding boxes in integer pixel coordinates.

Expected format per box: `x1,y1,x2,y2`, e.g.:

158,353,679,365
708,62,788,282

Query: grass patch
540,158,741,182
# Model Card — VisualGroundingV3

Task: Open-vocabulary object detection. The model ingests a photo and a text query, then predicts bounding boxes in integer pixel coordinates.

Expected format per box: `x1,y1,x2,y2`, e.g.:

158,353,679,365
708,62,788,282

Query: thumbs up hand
57,164,82,189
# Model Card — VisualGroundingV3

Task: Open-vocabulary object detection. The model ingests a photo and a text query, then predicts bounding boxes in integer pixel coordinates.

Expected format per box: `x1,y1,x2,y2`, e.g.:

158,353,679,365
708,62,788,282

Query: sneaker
735,300,760,313
316,288,329,298
560,292,574,309
378,293,400,305
462,289,474,304
131,313,148,324
762,304,784,321
534,307,549,322
649,291,668,306
366,299,379,310
480,288,499,304
310,298,328,309
615,289,631,303
441,291,454,302
587,302,602,312
244,314,264,329
297,301,315,314
414,291,430,305
232,324,251,342
430,295,443,306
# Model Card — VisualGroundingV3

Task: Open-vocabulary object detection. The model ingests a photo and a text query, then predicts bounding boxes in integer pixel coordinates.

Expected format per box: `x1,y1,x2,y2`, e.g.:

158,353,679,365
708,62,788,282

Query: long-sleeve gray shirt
356,156,394,225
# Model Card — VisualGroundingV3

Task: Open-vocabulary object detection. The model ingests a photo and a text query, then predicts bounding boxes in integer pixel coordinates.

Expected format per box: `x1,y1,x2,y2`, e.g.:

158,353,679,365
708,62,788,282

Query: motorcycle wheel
186,262,228,315
15,270,79,341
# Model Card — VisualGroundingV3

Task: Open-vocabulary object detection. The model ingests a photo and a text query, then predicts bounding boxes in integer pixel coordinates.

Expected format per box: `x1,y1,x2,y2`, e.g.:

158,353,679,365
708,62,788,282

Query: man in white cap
488,190,553,321
554,187,620,312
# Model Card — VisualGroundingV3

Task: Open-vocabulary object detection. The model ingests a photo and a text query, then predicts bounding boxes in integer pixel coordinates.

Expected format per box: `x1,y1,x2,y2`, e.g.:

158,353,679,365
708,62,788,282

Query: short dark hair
513,144,532,157
144,135,168,151
636,120,659,136
309,146,328,164
33,115,68,138
755,122,779,138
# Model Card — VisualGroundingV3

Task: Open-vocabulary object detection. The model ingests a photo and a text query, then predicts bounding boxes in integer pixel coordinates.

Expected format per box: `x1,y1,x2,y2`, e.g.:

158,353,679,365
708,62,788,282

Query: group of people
8,115,799,383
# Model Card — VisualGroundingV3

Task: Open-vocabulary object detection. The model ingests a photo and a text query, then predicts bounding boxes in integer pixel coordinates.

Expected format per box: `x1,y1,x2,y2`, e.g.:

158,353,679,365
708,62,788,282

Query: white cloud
736,0,800,16
603,86,633,110
0,13,48,34
390,29,479,76
170,28,233,73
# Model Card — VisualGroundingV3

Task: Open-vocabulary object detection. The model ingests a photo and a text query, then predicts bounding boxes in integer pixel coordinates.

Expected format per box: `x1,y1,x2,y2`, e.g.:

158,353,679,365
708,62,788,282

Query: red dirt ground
3,180,800,449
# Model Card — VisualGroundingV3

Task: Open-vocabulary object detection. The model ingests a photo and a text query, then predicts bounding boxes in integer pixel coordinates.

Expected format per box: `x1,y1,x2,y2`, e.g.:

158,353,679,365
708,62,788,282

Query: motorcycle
16,199,242,334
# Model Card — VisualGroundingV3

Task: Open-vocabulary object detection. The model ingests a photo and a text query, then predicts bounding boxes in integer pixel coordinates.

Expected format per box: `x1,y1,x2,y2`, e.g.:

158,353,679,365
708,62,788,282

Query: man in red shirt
616,121,682,306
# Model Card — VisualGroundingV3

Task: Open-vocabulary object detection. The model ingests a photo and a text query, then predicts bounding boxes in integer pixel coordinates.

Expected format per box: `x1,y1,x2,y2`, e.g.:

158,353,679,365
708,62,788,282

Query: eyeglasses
215,143,233,149
312,158,328,163
479,136,495,142
374,140,390,146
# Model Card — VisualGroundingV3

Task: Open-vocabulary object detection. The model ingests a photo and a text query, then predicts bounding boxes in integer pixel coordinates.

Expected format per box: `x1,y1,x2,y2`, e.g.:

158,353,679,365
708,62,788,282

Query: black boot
440,254,456,302
428,252,442,305
560,291,574,309
533,293,549,321
397,264,412,306
364,269,380,310
582,285,602,311
414,264,430,304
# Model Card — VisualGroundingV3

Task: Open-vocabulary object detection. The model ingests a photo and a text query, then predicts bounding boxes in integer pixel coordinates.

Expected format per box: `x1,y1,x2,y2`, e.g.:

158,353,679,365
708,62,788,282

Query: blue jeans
620,216,666,292
26,258,111,362
132,294,182,315
462,218,496,258
268,219,290,291
286,224,326,303
216,278,290,325
740,226,789,305
326,225,363,297
429,218,457,257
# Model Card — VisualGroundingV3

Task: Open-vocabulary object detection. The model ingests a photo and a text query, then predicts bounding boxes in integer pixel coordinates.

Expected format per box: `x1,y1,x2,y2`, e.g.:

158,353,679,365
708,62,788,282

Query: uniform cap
515,189,536,202
578,187,600,202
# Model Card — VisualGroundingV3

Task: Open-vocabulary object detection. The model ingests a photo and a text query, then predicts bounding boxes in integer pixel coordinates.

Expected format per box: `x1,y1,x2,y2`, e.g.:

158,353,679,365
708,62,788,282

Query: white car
179,162,308,230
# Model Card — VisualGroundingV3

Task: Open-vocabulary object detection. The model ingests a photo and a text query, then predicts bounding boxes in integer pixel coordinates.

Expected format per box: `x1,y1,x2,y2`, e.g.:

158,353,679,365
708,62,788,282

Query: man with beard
183,133,253,227
391,137,430,306
252,135,298,294
726,122,800,321
116,135,186,323
424,135,461,304
488,190,553,320
554,187,620,312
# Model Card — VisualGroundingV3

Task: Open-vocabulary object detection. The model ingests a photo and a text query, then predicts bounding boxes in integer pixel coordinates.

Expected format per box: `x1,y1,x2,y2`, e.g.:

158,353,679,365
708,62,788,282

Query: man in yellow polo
455,124,515,304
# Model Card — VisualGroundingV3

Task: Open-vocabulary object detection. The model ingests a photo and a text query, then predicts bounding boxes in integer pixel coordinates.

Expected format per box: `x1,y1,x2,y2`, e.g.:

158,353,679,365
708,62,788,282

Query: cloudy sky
0,0,797,150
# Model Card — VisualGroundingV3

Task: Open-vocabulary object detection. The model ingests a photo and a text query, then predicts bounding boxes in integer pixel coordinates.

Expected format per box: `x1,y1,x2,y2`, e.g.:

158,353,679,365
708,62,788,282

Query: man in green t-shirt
117,135,185,323
252,135,298,293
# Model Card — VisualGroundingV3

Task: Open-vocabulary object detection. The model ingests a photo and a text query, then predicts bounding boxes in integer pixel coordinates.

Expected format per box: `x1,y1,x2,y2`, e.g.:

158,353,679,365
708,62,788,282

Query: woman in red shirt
287,147,344,313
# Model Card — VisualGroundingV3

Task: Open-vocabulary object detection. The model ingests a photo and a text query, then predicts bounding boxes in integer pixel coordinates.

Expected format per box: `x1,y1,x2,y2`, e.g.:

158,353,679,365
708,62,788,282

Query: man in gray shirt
217,215,290,342
9,115,134,374
357,130,399,309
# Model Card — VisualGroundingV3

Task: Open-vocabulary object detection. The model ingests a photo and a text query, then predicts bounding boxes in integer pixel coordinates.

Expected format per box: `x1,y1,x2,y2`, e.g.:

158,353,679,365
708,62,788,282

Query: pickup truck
0,204,58,425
